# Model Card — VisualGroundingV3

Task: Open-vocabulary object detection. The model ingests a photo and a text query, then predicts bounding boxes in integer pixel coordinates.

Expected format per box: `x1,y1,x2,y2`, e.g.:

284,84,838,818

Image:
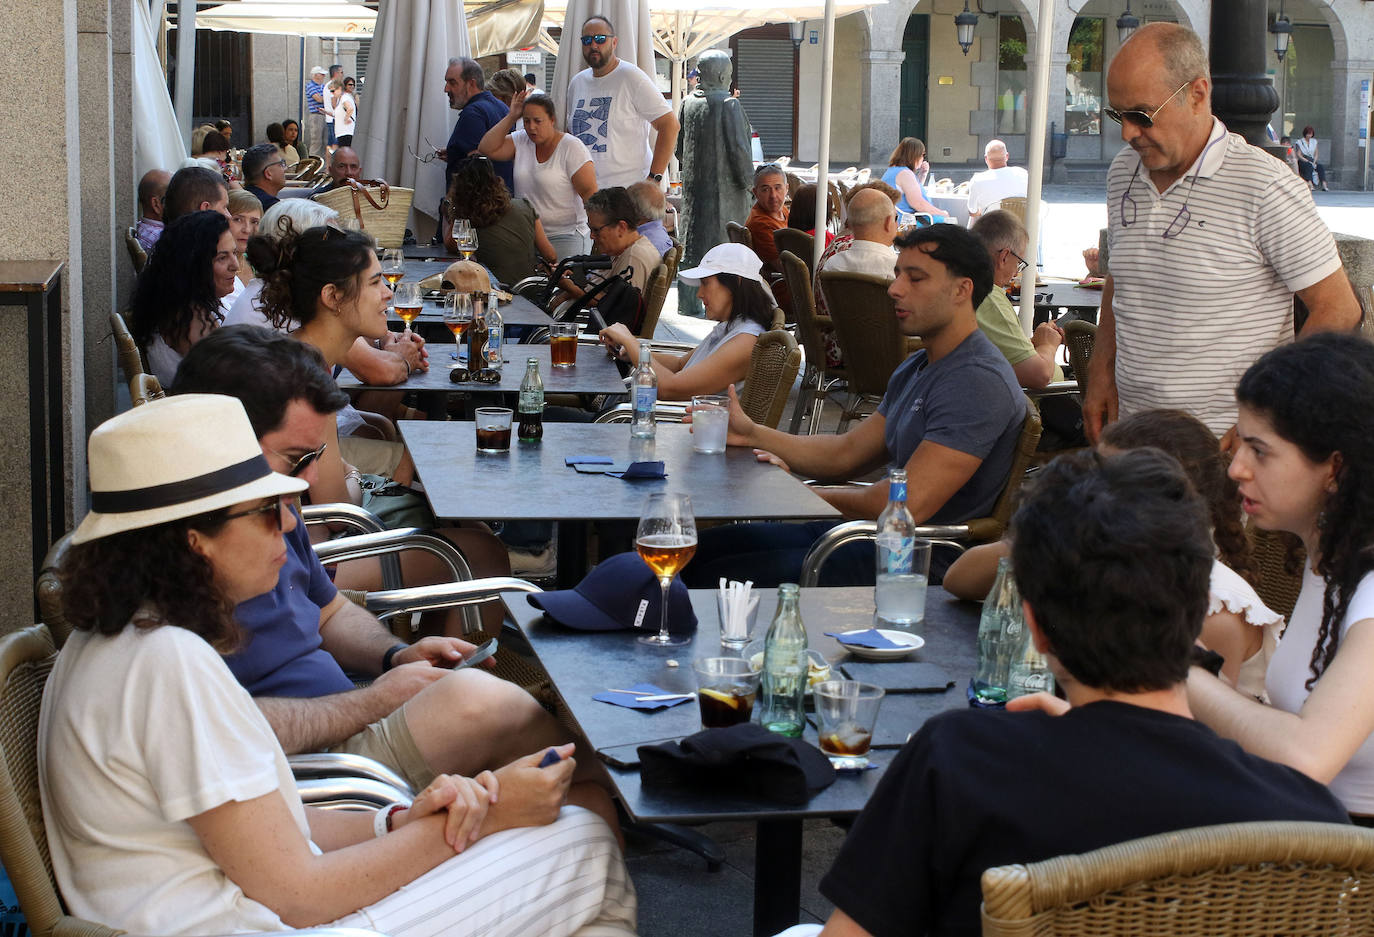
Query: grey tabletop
400,421,843,524
929,193,970,227
393,293,553,328
402,244,460,260
1037,282,1103,311
503,585,981,823
340,342,615,394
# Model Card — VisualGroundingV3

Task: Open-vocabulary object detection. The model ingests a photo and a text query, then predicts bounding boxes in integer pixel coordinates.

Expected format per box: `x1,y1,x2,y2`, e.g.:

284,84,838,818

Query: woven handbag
313,179,414,248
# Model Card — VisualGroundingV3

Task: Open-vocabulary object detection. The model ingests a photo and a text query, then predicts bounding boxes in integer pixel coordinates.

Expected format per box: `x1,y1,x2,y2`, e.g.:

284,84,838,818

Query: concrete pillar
1329,60,1373,188
861,48,906,167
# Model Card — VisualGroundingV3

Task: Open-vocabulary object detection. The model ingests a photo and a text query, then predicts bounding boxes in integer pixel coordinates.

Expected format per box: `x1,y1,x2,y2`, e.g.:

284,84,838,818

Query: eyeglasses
407,136,442,164
581,34,610,45
1002,247,1029,274
222,496,288,531
1103,80,1193,129
1118,133,1225,240
266,442,327,478
449,367,501,384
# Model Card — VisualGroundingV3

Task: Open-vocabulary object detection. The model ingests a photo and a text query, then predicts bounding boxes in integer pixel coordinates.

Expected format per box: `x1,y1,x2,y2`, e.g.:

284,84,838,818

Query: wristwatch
648,172,663,183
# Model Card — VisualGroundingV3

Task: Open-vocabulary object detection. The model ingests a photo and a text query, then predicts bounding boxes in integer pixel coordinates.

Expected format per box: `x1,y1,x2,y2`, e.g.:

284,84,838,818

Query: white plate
835,629,925,661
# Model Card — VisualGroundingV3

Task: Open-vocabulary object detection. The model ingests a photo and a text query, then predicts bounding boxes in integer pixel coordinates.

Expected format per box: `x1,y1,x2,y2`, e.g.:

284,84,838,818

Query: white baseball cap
677,243,768,290
311,65,327,76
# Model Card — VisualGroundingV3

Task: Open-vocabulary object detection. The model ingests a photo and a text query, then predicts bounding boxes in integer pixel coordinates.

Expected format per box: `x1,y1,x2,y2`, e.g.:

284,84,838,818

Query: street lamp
1116,0,1140,44
955,0,978,55
1269,7,1292,62
788,20,804,49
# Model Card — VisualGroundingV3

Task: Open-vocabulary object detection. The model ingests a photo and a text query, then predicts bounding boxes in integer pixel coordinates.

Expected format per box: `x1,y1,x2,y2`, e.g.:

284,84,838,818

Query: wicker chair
1063,320,1097,394
772,228,816,277
130,373,165,406
980,821,1374,936
109,311,144,383
819,268,916,433
664,240,683,284
737,329,803,429
1247,525,1306,620
781,250,849,434
998,196,1028,225
725,222,753,250
124,226,147,274
637,263,670,339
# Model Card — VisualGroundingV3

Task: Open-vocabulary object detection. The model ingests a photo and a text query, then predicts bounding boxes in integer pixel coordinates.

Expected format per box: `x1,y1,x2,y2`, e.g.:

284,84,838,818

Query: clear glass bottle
517,357,544,443
631,343,657,439
484,292,502,369
759,584,808,737
874,468,925,632
1007,614,1055,700
972,557,1022,706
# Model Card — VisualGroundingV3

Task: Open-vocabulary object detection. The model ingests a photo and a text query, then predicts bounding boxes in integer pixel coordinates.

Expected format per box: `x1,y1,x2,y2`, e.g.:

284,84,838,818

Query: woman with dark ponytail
1189,332,1374,821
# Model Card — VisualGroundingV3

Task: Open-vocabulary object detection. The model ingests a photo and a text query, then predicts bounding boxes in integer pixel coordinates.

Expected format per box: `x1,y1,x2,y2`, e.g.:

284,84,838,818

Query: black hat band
90,454,272,514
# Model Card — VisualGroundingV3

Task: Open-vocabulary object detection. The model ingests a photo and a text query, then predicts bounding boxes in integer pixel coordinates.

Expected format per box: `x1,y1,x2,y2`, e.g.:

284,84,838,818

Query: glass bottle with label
485,292,503,369
874,468,927,633
631,343,657,439
971,557,1022,707
517,357,544,443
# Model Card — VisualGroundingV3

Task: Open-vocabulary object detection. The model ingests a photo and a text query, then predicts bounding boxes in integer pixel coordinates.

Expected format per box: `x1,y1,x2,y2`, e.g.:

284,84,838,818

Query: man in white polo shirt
566,14,679,188
1083,22,1359,444
966,140,1028,222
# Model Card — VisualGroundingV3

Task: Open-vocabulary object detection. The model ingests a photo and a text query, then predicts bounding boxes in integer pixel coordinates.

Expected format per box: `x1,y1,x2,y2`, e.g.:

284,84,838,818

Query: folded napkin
564,455,615,466
825,629,905,650
593,682,693,711
606,460,666,480
638,723,836,805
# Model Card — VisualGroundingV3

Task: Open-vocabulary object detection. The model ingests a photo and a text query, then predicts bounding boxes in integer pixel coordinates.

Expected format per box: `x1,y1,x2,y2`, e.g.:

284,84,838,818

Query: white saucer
836,629,924,661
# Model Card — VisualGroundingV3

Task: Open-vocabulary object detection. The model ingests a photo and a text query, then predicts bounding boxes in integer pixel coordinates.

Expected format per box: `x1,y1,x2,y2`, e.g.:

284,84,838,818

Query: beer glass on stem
393,282,422,336
635,493,697,647
381,249,405,289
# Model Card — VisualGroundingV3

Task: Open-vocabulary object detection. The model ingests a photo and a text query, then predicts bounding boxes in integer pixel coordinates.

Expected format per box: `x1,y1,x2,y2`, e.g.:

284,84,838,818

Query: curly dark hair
130,210,230,352
447,157,510,228
245,223,375,329
1236,332,1374,690
1101,409,1255,584
60,515,243,652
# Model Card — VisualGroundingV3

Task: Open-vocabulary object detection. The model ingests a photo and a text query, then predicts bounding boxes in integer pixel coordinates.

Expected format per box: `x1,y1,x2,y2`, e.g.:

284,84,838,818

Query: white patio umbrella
194,0,376,37
1019,0,1055,332
547,0,658,130
352,0,473,227
134,0,186,176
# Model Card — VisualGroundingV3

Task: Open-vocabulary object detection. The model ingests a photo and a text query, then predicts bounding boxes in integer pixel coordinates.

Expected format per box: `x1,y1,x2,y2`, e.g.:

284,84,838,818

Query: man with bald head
134,169,172,251
812,187,899,367
966,139,1028,222
325,146,363,188
1082,22,1358,445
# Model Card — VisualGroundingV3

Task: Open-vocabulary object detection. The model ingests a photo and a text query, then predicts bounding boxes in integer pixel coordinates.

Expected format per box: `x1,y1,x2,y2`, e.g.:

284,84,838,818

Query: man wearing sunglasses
1084,22,1358,447
566,14,680,189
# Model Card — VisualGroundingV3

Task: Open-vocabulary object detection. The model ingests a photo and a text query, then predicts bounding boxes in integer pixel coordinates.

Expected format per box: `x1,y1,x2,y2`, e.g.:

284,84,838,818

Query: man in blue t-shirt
305,66,327,159
438,57,514,197
684,224,1026,587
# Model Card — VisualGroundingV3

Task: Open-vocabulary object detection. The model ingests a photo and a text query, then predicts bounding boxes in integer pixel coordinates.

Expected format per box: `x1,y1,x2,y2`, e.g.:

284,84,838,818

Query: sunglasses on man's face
1102,80,1192,129
267,442,327,478
581,34,610,45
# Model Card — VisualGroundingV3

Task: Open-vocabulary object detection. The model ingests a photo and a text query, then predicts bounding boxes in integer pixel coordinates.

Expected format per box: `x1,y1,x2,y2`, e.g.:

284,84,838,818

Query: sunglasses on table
222,496,289,531
449,367,502,384
581,34,611,45
266,442,327,478
1102,80,1192,129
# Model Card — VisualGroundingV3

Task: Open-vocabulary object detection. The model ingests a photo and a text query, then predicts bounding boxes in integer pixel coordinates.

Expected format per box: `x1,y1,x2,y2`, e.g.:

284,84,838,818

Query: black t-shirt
820,700,1349,937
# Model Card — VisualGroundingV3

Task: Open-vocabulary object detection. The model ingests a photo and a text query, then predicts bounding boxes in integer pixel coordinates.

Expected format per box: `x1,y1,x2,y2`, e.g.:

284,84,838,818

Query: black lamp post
955,0,978,55
1270,9,1292,62
1209,0,1282,150
1116,0,1139,44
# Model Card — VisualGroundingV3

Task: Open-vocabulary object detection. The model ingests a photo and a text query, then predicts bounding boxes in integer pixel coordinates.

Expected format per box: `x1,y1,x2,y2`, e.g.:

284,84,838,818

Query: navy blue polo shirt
446,90,514,193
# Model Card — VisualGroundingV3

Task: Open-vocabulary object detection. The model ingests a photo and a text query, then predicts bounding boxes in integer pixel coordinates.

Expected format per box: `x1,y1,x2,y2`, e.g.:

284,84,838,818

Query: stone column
861,49,906,167
1208,0,1279,149
1024,52,1070,181
1329,60,1374,188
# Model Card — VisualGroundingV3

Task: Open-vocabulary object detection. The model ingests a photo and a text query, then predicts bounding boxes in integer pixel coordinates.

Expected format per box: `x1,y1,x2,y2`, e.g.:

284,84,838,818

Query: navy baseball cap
528,551,698,635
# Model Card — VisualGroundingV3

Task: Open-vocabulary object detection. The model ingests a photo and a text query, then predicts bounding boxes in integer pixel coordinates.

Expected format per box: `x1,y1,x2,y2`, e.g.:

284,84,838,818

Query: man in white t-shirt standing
966,140,1028,222
566,14,679,189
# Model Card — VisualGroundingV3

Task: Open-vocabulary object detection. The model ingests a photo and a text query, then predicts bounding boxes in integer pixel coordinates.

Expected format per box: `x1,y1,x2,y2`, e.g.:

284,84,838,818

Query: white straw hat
71,394,308,545
677,243,768,290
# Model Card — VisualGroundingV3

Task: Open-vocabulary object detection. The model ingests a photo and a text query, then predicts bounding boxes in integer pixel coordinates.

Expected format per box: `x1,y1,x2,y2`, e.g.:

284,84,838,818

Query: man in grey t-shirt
683,224,1025,587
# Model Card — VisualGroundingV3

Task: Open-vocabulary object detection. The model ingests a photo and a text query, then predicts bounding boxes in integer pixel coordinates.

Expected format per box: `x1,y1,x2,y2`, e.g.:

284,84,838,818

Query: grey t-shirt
876,329,1024,524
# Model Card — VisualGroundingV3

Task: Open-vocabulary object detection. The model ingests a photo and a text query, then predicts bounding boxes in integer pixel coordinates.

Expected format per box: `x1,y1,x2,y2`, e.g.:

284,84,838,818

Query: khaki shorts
331,706,434,792
339,435,405,478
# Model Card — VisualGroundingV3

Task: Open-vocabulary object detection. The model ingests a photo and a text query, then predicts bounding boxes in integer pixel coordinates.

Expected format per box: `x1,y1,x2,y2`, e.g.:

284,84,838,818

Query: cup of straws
716,578,759,652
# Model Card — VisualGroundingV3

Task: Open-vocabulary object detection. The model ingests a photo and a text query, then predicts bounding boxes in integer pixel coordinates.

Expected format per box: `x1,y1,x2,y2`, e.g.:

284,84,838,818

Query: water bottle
874,468,926,633
971,557,1022,706
485,292,503,369
1007,611,1055,700
517,357,544,443
759,584,807,738
631,343,657,439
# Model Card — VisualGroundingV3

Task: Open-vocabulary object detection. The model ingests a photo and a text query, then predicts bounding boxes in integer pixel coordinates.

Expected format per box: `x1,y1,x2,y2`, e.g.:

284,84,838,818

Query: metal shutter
735,39,794,159
355,38,372,82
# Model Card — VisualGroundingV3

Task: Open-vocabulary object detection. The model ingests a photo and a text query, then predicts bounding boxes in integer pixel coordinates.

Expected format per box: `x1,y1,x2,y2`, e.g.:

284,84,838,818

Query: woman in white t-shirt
42,395,636,937
335,77,357,146
1188,333,1374,820
479,90,596,259
599,242,775,399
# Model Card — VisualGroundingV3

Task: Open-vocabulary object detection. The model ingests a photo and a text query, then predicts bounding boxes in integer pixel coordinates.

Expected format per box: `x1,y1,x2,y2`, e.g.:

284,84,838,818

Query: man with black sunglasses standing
566,14,679,189
1084,22,1358,447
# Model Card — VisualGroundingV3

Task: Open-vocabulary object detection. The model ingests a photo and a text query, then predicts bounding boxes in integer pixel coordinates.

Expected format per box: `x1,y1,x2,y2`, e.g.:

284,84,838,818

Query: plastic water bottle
1007,612,1055,700
971,557,1022,706
874,468,926,633
517,357,543,443
759,583,807,738
631,343,657,439
485,292,503,369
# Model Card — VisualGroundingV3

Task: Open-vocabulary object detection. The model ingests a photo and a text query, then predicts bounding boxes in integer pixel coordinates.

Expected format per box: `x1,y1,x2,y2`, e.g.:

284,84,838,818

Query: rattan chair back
1247,525,1306,620
639,263,670,339
781,251,827,367
738,329,802,429
1063,320,1097,394
664,240,683,284
981,821,1374,936
131,373,166,407
291,155,323,177
109,312,144,383
998,196,1028,224
34,535,75,649
819,269,911,398
725,222,753,250
124,227,147,274
979,399,1042,541
772,229,816,277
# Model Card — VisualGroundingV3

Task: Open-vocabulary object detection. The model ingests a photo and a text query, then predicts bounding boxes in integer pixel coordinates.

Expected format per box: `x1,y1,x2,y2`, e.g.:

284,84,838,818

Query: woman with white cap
41,394,637,937
599,242,776,399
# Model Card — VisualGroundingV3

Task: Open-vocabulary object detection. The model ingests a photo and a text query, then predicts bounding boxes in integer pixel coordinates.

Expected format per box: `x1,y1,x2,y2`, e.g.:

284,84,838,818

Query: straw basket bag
313,179,414,248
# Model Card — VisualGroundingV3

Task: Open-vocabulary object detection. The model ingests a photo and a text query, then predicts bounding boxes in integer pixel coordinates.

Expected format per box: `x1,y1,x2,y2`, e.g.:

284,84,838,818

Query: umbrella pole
812,0,836,271
1020,0,1055,334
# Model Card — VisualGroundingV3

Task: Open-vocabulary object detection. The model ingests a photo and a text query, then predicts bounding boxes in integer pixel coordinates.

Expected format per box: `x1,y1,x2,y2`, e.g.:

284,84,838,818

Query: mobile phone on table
452,637,498,670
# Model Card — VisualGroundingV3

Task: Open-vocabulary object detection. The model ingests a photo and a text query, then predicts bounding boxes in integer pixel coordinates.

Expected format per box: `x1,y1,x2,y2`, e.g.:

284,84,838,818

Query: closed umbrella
134,0,186,176
548,0,658,131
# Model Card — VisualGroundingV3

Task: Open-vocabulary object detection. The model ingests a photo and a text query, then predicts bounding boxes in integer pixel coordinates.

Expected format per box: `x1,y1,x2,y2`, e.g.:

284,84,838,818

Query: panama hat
677,243,768,291
71,394,309,545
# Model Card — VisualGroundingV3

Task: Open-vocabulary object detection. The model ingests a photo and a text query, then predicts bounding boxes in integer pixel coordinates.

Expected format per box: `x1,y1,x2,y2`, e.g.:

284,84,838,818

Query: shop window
997,16,1027,135
1066,17,1103,135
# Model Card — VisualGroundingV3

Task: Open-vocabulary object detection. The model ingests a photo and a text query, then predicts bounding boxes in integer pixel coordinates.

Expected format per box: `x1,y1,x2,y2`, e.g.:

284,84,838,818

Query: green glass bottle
759,583,807,737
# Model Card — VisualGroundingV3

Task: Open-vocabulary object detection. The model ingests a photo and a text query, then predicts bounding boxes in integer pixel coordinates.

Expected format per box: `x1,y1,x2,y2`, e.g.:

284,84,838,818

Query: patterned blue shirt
306,80,325,114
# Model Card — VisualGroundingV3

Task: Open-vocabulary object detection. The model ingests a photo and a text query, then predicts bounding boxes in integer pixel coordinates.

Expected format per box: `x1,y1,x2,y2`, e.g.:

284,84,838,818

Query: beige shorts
339,435,405,478
331,706,434,792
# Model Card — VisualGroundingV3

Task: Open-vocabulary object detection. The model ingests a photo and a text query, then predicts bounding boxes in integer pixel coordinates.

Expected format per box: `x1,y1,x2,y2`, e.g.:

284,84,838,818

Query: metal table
403,421,840,585
402,244,460,261
339,343,623,395
1031,281,1103,326
929,193,970,227
394,294,554,330
504,585,981,935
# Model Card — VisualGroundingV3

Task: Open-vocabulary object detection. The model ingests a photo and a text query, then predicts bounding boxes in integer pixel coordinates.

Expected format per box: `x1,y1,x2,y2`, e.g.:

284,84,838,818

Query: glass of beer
474,407,513,454
445,292,473,363
550,321,578,368
381,249,404,289
635,492,697,647
692,657,760,729
812,681,885,769
393,282,422,336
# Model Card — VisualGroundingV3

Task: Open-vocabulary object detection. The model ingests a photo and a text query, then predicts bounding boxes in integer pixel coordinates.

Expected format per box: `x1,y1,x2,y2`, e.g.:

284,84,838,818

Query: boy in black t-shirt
816,448,1348,937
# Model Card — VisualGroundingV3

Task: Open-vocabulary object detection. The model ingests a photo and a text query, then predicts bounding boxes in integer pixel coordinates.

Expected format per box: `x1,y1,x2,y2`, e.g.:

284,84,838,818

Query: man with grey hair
1083,21,1359,445
438,56,513,194
970,209,1062,390
813,188,898,368
966,139,1027,222
627,180,672,257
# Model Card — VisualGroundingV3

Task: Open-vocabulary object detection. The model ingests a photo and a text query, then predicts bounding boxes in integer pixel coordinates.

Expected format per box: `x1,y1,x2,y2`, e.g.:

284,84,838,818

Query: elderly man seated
966,138,1028,222
557,187,662,306
242,142,287,211
628,180,673,257
813,187,898,368
134,169,172,251
747,163,791,309
317,146,365,191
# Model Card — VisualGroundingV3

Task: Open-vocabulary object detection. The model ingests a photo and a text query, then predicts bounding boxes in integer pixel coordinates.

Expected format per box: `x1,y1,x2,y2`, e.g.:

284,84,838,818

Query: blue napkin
593,682,693,711
565,455,615,466
606,460,667,480
825,629,905,650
